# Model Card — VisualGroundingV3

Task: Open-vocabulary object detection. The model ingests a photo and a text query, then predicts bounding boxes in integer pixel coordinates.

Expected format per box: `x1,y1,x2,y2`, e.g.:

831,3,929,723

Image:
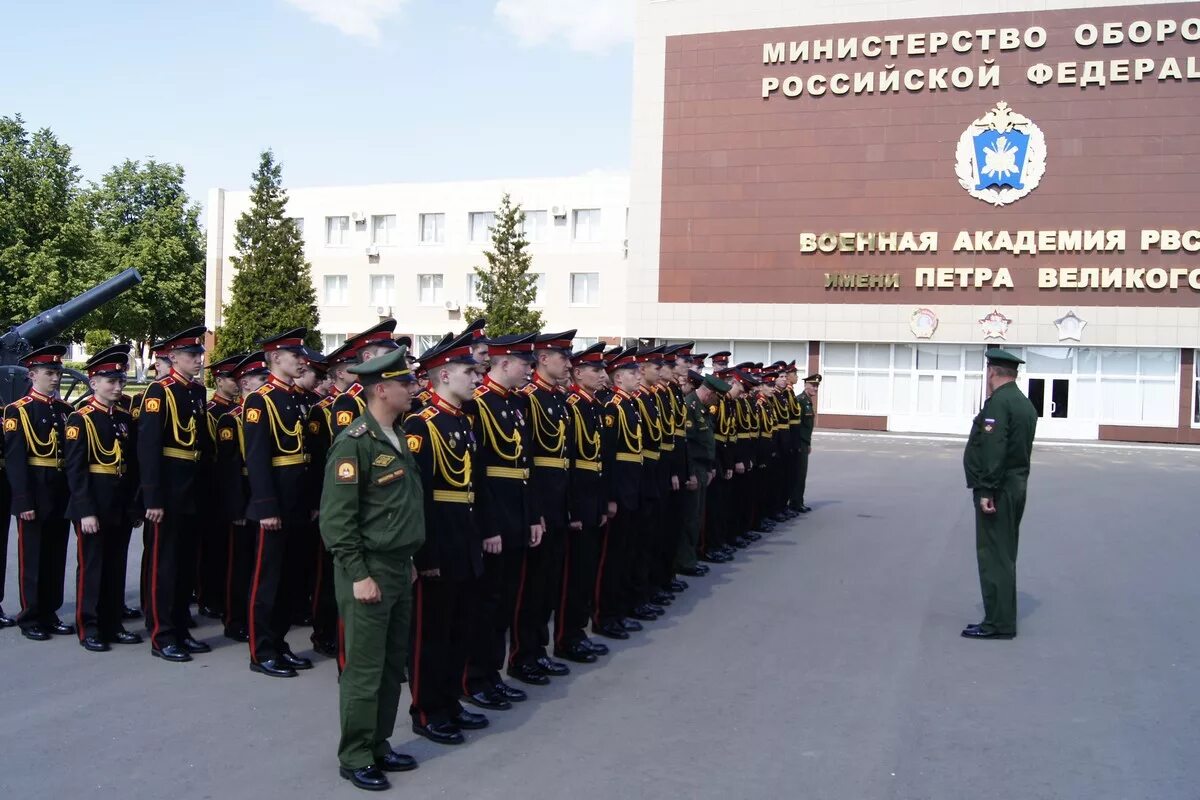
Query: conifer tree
465,193,543,336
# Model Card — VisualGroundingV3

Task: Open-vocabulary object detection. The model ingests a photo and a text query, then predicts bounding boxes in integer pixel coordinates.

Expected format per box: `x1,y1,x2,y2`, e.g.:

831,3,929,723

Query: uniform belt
643,451,661,461
432,489,474,504
88,464,125,476
674,431,686,438
532,456,568,470
27,456,63,468
486,466,529,480
572,459,601,472
163,447,200,462
241,467,248,476
659,443,675,452
615,453,643,464
714,434,728,443
271,454,310,467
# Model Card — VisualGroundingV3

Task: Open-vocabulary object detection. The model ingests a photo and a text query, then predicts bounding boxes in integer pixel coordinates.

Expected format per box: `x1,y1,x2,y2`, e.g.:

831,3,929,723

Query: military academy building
627,0,1200,443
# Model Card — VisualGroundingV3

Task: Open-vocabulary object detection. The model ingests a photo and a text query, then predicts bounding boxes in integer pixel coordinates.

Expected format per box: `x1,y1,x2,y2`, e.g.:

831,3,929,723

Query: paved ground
1,433,1197,800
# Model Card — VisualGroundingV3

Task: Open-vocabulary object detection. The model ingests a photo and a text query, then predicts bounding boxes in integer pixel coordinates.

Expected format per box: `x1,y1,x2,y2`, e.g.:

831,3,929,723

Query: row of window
322,333,603,357
308,208,605,247
322,272,600,308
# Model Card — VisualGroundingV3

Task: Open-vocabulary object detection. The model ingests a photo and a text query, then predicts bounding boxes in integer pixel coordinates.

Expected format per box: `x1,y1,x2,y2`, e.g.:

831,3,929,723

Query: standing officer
243,329,313,677
4,344,74,640
675,372,729,577
197,353,243,621
137,326,213,662
792,373,820,514
404,332,488,744
962,349,1037,640
65,345,143,651
320,346,423,792
628,346,666,622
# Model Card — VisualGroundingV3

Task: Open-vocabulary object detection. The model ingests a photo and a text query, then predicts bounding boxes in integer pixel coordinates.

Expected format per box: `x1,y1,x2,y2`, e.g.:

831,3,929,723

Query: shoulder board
12,397,31,408
316,395,336,410
255,384,272,396
419,406,438,420
346,420,369,438
472,385,490,398
230,406,243,418
566,394,580,405
346,383,363,397
519,384,535,396
160,376,176,388
78,406,93,416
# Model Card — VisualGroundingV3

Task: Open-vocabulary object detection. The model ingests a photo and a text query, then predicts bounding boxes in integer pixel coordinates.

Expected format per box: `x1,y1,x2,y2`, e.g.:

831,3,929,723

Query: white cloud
494,0,634,54
282,0,409,43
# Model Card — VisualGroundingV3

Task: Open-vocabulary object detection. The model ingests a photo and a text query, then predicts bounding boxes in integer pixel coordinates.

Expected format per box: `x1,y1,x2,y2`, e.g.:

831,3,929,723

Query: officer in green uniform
676,372,731,576
319,347,425,792
791,373,820,513
961,348,1037,641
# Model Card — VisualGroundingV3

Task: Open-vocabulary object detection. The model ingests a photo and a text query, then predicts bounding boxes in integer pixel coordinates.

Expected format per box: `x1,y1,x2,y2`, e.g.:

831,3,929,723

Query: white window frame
416,334,442,355
371,214,397,246
469,211,495,244
419,213,445,244
522,210,547,242
291,217,305,238
417,274,444,306
465,273,481,306
569,272,599,306
530,273,545,307
323,333,347,352
323,274,349,306
325,216,349,247
573,208,601,242
819,343,985,418
368,274,395,308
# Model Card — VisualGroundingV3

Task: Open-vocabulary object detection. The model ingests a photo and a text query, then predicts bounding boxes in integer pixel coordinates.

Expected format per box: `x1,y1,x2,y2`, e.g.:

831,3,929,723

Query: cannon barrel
0,268,143,361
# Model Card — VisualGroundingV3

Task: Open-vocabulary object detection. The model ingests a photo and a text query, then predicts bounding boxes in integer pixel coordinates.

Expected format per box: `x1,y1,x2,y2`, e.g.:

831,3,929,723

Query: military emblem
245,408,262,423
308,421,320,434
1054,310,1087,342
220,428,233,441
372,453,395,467
910,308,939,339
336,410,354,427
406,433,422,453
983,417,996,433
956,101,1046,206
3,418,16,432
979,310,1012,340
335,458,357,483
66,425,79,440
144,398,161,413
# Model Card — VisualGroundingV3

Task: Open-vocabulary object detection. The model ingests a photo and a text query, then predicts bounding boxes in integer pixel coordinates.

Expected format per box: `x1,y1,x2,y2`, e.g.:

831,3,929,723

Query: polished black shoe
21,625,51,641
181,636,211,654
279,649,314,670
744,531,763,542
197,605,223,620
507,663,551,685
121,605,142,620
961,627,1015,640
630,607,658,621
593,620,630,640
451,709,490,730
669,579,690,592
732,536,751,549
493,681,528,702
796,505,812,513
81,635,111,652
412,720,465,745
651,591,674,606
224,625,250,643
643,603,666,616
581,638,609,656
536,656,570,676
339,764,390,791
620,618,643,632
770,513,788,522
698,553,726,564
554,642,598,664
47,619,76,636
0,606,16,628
379,750,418,772
152,644,193,662
464,688,511,711
717,545,736,557
249,658,297,677
311,638,339,658
110,630,143,645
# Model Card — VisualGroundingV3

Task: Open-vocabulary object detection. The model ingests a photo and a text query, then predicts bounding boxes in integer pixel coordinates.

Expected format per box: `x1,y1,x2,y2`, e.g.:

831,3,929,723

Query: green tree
84,159,205,371
465,193,543,336
215,150,320,359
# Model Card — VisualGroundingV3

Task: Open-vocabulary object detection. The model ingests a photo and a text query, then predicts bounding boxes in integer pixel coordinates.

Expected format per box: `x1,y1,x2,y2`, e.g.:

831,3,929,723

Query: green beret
348,346,415,386
702,374,731,394
985,348,1024,368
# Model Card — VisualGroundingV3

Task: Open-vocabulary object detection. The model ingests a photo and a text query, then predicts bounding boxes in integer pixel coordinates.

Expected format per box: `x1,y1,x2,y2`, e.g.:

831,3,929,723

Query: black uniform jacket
4,389,71,518
136,370,212,514
471,376,535,548
64,399,139,523
242,375,311,525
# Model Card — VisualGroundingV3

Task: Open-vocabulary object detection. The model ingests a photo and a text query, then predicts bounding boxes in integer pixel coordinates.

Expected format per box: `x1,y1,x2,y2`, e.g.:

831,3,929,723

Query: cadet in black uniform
65,345,143,651
329,320,402,440
628,347,667,622
4,345,74,640
137,326,213,662
404,332,487,745
197,353,243,621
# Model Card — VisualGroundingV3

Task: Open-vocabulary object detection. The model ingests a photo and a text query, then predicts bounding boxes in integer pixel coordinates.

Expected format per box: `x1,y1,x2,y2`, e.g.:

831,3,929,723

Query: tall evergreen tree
465,193,543,336
215,150,320,359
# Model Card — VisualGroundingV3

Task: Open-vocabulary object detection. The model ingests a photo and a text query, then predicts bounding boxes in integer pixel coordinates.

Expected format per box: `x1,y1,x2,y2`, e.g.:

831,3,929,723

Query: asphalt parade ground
1,433,1198,800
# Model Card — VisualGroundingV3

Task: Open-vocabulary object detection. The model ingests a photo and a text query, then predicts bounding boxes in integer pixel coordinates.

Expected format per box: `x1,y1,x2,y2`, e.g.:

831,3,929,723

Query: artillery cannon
0,268,143,406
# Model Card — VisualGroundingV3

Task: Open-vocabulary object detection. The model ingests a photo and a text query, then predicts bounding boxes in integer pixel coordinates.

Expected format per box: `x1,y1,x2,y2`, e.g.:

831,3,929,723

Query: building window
530,273,546,306
419,213,445,244
371,214,396,245
291,217,305,237
323,333,346,352
324,275,349,305
1074,347,1178,426
522,210,547,242
418,274,444,306
325,216,349,246
469,211,495,243
573,208,601,242
369,274,395,308
569,272,599,306
821,343,984,418
572,336,600,352
465,273,481,305
416,334,442,355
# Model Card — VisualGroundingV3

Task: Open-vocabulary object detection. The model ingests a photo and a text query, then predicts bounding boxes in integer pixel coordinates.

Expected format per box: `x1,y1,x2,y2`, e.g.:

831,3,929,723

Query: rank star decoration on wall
956,101,1047,206
979,310,1012,340
1054,310,1088,341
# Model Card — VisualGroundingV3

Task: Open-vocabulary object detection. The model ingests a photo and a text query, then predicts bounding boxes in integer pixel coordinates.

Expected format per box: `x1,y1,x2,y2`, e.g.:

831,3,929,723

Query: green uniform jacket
683,391,716,475
796,391,815,446
319,408,426,583
962,381,1037,500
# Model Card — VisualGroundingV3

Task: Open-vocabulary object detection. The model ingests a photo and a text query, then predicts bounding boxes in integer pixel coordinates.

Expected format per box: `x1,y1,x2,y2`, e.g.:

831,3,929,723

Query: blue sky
1,0,633,213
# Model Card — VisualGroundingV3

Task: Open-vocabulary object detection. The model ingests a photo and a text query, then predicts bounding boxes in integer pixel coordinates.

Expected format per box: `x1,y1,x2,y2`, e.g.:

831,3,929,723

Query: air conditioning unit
444,300,461,312
375,305,391,317
351,211,365,222
551,205,568,219
365,244,379,256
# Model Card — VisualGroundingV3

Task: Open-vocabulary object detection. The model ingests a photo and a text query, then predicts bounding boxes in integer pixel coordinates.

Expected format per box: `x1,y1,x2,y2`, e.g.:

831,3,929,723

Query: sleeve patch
246,408,261,424
66,426,80,440
406,434,423,453
308,421,320,434
336,410,354,427
334,458,358,483
219,428,234,441
144,398,161,413
603,414,615,427
3,418,16,432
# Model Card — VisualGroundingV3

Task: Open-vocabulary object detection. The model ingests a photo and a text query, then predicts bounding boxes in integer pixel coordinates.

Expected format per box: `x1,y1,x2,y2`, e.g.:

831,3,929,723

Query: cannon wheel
0,365,92,408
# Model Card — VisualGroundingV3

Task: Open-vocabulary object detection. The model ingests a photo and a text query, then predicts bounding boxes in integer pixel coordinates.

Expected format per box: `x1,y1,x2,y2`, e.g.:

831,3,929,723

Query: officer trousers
145,513,197,649
410,575,473,725
629,498,661,609
293,521,320,625
555,524,601,649
15,517,70,629
74,520,132,640
336,556,411,770
974,482,1026,635
310,536,339,648
593,515,629,626
511,527,564,667
248,523,305,663
701,474,729,554
651,486,683,591
792,446,810,509
197,510,227,615
222,522,254,635
676,476,707,571
466,546,524,694
733,471,754,540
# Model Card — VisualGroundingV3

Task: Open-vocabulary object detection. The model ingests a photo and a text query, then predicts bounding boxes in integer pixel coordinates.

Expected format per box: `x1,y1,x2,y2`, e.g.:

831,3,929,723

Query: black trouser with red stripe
145,513,195,649
511,526,564,668
629,499,661,610
593,514,630,626
74,520,132,641
410,575,473,725
311,536,338,647
15,517,70,630
197,511,226,616
465,547,524,694
555,524,600,649
652,487,683,591
248,522,304,664
223,522,254,634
